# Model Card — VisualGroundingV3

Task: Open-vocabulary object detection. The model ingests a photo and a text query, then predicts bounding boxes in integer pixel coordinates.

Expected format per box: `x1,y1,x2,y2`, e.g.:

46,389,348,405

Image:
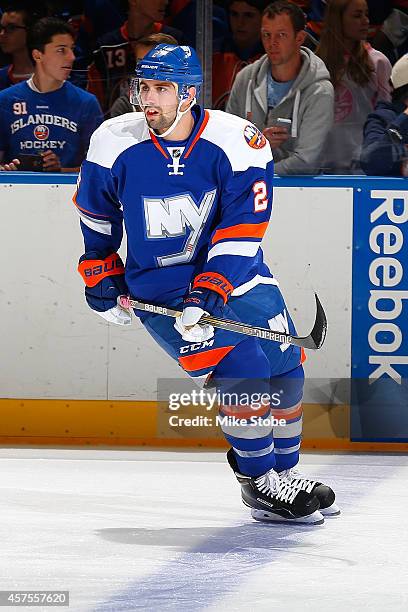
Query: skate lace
254,470,298,504
280,468,316,494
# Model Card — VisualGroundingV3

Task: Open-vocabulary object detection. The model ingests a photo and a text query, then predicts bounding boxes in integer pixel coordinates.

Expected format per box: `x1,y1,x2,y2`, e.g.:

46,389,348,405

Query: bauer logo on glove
78,252,125,288
78,251,131,326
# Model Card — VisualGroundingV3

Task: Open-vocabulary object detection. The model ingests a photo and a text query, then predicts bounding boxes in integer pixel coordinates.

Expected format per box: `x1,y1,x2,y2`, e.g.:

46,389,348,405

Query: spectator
87,0,183,114
371,4,408,64
295,1,393,51
166,0,228,49
316,0,392,174
290,0,324,50
0,17,103,172
99,0,182,45
0,2,43,91
65,0,126,89
226,0,334,175
70,0,127,86
361,54,408,176
212,0,268,110
109,32,177,117
78,0,128,54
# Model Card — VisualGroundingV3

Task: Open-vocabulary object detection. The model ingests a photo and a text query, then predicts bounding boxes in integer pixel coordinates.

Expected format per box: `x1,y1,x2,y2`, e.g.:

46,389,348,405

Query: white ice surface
1,449,407,612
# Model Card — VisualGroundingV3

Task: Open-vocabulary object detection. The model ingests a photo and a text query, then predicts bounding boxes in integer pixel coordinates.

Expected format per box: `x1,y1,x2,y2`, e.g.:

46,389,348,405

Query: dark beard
146,112,176,133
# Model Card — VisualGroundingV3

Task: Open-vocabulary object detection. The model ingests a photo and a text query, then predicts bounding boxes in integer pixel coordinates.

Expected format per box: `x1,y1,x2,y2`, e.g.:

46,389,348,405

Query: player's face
261,14,304,67
130,0,168,23
34,34,75,83
342,0,369,42
139,79,179,133
0,11,27,55
229,2,262,49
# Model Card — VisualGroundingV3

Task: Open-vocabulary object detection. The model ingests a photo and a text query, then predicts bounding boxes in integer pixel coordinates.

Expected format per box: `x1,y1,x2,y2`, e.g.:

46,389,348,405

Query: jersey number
253,180,268,212
144,189,217,267
106,49,126,68
13,102,27,115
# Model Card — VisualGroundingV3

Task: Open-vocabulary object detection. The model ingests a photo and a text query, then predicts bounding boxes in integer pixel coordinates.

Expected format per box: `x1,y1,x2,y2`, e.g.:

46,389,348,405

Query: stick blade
311,292,327,349
292,293,327,350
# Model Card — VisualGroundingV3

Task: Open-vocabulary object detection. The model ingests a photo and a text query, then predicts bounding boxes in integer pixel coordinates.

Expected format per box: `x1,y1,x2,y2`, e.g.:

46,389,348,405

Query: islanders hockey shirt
0,79,103,167
74,105,275,304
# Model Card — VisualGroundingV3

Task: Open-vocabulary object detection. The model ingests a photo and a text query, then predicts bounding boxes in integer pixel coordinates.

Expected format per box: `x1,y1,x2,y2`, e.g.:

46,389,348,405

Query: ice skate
278,467,340,516
227,449,324,525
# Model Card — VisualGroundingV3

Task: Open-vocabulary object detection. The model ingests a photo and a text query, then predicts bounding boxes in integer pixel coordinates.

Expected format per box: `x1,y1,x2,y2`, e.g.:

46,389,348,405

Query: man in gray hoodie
226,1,334,175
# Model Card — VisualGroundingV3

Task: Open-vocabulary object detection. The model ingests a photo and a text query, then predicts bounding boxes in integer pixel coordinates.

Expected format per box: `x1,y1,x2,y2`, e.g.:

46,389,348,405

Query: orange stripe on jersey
72,191,111,218
212,222,268,245
271,402,303,422
300,347,307,364
150,131,169,158
184,110,210,158
179,345,234,372
220,404,270,419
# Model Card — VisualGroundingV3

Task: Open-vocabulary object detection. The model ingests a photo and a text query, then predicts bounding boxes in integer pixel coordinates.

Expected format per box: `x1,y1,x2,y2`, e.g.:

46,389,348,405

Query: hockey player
74,44,339,524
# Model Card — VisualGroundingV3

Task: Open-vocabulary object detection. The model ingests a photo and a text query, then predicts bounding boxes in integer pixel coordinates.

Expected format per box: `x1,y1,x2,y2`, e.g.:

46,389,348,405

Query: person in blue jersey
0,17,103,172
75,44,339,525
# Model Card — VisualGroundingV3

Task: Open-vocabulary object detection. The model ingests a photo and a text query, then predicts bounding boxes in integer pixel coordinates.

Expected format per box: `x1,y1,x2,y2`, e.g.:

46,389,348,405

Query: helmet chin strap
147,96,196,139
137,81,196,139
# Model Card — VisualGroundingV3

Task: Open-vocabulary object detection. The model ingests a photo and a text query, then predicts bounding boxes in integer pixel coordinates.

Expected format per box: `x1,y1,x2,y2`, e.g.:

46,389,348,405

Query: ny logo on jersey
166,147,185,175
144,189,217,266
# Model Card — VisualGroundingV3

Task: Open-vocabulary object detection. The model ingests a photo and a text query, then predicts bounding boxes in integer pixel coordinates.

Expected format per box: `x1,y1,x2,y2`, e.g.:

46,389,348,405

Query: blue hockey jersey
74,105,275,304
0,79,103,167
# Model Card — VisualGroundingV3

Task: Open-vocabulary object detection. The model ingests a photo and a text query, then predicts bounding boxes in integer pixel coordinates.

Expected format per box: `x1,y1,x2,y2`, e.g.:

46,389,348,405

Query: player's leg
228,282,339,519
269,365,340,518
141,299,244,383
212,337,275,476
211,337,323,525
270,365,304,470
142,305,322,524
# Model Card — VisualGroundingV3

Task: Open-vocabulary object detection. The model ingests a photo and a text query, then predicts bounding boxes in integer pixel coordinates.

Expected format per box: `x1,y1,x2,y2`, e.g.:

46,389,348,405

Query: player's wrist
192,272,233,304
78,251,128,316
78,252,125,287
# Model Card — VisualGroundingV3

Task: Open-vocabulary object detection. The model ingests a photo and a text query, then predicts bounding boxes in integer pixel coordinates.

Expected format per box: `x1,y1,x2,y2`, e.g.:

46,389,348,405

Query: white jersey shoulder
86,112,149,168
203,109,273,172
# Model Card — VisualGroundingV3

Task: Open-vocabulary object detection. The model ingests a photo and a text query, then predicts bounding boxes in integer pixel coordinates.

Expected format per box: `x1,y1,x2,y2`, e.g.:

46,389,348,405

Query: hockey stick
118,293,327,350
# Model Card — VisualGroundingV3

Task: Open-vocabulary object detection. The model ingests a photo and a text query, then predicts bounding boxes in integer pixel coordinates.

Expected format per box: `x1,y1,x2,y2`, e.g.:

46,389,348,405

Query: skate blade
320,503,341,517
251,508,324,525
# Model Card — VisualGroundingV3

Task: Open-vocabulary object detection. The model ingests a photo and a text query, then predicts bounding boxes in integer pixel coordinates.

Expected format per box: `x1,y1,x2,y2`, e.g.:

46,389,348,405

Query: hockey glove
174,273,233,342
78,251,131,326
